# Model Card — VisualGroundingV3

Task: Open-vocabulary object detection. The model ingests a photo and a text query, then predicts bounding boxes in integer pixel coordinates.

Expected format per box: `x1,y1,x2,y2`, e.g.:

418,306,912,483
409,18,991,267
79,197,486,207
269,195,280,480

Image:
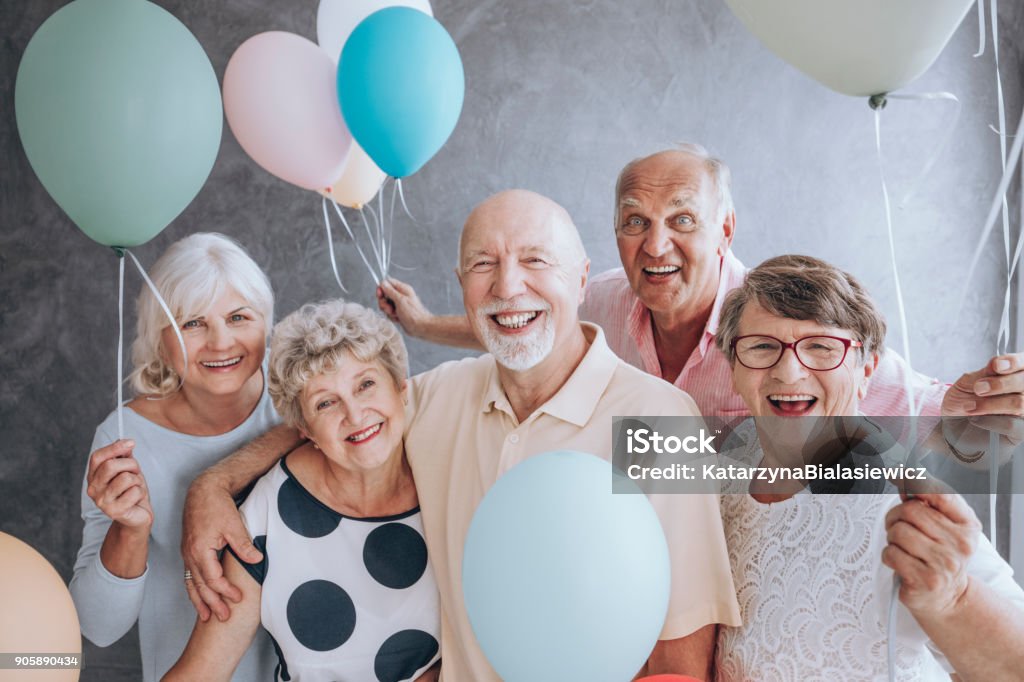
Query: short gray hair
268,299,409,431
129,233,274,396
614,143,735,227
715,254,887,363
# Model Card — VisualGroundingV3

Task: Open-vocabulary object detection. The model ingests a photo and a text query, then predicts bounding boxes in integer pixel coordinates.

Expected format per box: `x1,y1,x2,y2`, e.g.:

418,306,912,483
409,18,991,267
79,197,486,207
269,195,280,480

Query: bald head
615,145,733,227
459,190,586,272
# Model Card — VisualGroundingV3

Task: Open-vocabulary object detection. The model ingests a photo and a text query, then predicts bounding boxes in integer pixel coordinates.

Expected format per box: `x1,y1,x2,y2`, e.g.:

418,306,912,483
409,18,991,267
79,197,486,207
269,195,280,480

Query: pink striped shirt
579,250,948,417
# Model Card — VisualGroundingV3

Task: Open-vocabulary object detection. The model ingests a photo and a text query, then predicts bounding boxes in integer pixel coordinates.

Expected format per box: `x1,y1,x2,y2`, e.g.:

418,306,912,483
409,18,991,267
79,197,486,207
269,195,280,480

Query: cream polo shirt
406,323,741,681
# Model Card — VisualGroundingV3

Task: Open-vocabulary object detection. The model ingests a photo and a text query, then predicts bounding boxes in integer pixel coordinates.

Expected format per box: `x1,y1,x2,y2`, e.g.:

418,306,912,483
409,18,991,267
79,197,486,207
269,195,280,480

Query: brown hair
715,254,886,362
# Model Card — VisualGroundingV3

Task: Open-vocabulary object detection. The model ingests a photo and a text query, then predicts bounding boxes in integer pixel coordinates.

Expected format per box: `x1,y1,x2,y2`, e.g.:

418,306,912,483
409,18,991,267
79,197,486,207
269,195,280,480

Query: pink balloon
224,31,351,191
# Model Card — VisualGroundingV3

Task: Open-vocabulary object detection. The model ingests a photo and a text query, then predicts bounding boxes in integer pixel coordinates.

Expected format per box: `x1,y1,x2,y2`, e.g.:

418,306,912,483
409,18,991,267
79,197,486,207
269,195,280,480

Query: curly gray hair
268,299,409,431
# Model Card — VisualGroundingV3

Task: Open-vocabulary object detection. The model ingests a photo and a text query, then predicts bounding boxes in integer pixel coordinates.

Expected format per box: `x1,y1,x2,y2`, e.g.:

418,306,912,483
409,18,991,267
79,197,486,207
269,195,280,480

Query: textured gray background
2,1,1022,679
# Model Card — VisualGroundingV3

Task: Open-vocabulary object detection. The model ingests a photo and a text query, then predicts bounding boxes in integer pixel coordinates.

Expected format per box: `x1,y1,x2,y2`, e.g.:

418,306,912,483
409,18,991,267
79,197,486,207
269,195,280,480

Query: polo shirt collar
627,249,746,362
480,323,617,428
706,249,745,338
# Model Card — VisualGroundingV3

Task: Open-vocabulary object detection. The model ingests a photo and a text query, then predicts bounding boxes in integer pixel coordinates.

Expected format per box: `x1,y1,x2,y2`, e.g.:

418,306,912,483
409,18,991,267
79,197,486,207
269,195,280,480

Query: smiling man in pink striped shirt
377,146,1024,429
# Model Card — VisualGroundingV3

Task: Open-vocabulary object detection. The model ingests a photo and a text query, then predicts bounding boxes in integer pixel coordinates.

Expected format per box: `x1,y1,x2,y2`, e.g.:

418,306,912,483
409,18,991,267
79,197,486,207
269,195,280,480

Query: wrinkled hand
940,352,1024,464
376,277,432,337
86,439,153,530
180,474,262,622
942,352,1024,417
882,492,981,616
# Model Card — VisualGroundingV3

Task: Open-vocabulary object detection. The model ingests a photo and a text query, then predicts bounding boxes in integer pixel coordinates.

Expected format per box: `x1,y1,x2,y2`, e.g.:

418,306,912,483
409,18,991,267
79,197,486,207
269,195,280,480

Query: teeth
643,265,680,274
494,312,539,329
769,394,816,402
201,357,242,368
347,423,382,442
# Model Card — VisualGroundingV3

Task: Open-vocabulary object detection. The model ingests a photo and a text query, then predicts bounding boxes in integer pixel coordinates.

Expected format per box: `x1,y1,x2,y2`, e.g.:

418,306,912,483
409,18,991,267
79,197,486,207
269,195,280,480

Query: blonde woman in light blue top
70,233,278,681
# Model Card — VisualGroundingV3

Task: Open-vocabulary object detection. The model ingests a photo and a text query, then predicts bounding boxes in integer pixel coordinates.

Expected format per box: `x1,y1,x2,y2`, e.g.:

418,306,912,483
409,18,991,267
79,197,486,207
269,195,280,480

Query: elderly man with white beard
179,190,741,680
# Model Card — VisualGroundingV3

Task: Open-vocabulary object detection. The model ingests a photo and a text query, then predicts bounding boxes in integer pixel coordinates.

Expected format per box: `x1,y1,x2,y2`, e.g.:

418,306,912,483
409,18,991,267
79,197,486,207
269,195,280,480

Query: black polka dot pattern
278,476,341,538
286,580,356,652
373,629,439,682
248,535,268,583
363,522,429,590
245,463,438,678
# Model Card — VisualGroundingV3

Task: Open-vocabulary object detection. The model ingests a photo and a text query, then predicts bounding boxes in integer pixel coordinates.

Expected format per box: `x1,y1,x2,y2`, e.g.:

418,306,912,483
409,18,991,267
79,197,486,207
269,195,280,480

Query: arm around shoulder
181,423,300,621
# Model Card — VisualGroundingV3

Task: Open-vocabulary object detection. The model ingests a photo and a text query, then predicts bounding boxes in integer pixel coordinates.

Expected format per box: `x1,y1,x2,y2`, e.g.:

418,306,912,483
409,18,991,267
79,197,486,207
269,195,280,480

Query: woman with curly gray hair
166,300,440,682
70,233,277,681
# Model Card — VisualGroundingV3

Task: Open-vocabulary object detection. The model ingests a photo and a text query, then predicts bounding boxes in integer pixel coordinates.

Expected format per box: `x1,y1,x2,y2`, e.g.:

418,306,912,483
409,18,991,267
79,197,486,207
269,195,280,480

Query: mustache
478,297,552,316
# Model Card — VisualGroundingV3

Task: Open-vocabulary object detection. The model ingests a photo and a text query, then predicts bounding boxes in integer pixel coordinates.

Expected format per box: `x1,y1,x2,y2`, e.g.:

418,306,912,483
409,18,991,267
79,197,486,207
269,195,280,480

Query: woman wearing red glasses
710,254,1024,681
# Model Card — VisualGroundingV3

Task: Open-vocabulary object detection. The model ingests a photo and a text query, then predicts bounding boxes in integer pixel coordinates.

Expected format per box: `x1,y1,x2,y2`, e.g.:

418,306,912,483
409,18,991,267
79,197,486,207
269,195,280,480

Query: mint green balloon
15,0,222,247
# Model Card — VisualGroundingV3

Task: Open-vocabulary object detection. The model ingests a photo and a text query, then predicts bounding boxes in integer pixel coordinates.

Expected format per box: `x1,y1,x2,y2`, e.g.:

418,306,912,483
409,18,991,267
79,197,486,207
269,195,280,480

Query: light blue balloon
15,0,222,247
337,7,464,178
462,451,671,682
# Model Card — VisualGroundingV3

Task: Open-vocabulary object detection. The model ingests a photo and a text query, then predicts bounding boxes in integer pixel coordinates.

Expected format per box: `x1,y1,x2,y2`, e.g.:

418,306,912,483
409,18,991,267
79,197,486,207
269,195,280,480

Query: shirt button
509,434,520,444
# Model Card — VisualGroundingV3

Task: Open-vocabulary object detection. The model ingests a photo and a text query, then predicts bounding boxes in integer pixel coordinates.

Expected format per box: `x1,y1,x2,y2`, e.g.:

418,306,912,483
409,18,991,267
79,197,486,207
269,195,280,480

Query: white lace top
716,442,1024,680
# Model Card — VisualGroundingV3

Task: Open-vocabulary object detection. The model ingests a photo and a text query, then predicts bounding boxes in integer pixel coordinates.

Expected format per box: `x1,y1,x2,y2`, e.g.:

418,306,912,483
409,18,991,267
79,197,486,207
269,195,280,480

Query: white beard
475,299,554,371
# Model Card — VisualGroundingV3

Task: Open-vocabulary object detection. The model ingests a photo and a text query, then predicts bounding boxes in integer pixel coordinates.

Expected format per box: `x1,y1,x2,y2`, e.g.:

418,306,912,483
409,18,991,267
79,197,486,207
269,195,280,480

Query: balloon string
990,0,1011,356
873,114,919,680
880,92,961,211
959,101,1024,323
363,203,383,280
397,177,418,222
388,180,403,277
388,179,398,277
973,0,986,57
321,197,349,294
377,178,387,276
888,574,901,682
116,254,125,440
331,198,381,286
990,431,999,546
360,197,384,277
873,108,920,422
125,250,187,392
989,0,1008,550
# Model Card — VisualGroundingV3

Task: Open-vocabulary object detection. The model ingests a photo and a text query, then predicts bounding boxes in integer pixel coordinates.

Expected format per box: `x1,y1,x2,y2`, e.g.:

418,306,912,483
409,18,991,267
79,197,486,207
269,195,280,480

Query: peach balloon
318,141,387,209
0,533,81,681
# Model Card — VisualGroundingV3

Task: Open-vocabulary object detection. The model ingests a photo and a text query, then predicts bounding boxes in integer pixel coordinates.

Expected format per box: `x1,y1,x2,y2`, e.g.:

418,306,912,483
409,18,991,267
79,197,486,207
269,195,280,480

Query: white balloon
317,0,433,63
723,0,974,97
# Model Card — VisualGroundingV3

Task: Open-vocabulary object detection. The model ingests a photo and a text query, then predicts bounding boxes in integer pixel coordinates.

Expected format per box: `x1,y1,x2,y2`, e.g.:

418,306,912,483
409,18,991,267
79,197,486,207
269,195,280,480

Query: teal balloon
337,7,464,178
15,0,222,247
462,451,670,682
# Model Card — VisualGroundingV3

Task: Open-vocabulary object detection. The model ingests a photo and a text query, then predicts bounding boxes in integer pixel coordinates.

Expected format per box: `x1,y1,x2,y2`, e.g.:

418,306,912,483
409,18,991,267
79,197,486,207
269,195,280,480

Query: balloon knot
111,246,126,258
868,93,888,111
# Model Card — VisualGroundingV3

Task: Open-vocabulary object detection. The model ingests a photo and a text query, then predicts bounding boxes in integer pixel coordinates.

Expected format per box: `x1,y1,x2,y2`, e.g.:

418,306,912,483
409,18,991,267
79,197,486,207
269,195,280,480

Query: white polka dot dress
235,459,440,682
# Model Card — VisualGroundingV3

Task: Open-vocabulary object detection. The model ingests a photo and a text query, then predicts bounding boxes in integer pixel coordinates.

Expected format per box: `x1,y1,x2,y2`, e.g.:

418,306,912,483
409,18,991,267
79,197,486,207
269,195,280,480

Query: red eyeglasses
730,335,863,371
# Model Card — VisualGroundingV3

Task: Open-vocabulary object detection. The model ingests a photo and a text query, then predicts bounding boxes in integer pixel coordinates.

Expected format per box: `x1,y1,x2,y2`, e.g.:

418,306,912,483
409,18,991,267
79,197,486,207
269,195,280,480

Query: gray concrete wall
2,1,1021,679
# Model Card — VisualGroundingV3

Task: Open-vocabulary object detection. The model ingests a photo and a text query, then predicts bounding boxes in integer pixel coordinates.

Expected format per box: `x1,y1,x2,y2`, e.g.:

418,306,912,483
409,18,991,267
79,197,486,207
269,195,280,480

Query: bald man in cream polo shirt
180,190,739,681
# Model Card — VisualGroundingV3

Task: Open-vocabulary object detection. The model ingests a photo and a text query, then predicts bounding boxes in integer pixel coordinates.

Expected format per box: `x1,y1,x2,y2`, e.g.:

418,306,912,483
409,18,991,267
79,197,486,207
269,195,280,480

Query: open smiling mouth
347,422,382,443
491,311,541,331
642,265,681,279
200,356,242,369
767,394,818,415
